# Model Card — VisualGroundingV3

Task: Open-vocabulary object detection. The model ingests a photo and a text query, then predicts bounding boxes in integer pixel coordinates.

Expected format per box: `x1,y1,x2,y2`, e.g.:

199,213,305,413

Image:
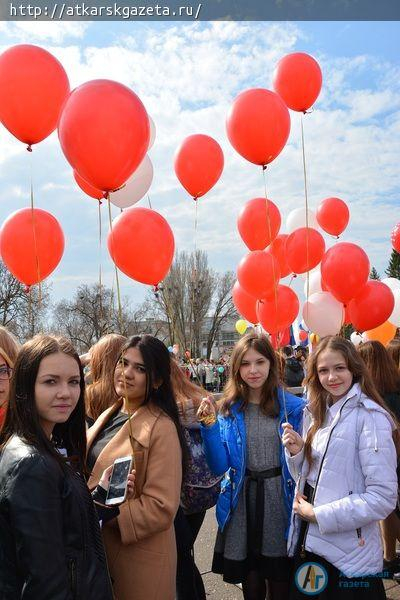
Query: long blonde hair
221,331,279,416
85,333,127,420
0,326,20,368
304,335,389,465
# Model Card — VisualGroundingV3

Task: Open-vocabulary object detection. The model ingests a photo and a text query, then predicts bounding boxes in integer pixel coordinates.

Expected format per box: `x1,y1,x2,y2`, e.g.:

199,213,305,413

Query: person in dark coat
282,346,304,388
0,334,133,600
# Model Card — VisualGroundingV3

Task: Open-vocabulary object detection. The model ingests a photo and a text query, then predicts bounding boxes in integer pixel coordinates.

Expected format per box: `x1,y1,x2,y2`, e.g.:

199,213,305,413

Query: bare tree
0,261,51,341
206,271,237,358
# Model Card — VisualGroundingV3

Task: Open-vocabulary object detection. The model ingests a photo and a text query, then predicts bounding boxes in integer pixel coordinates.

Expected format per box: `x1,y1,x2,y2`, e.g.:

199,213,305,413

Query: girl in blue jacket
198,332,304,600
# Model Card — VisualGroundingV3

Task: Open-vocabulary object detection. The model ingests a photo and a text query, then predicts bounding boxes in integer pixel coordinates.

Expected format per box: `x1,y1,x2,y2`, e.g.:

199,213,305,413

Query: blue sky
0,20,399,312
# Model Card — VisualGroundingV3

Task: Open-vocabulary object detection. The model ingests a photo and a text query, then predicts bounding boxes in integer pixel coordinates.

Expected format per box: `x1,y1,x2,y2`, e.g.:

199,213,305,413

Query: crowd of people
0,323,400,600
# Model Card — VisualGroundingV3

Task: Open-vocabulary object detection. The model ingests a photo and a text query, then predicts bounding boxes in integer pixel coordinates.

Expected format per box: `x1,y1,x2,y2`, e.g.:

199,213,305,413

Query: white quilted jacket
286,383,398,577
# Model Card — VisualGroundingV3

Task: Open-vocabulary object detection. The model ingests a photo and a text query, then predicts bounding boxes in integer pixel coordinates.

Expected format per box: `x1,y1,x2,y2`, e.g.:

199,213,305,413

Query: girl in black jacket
0,334,133,600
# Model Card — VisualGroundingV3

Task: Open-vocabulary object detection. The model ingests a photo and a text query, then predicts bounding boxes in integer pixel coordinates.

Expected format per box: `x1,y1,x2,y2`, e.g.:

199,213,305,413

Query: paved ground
194,509,400,599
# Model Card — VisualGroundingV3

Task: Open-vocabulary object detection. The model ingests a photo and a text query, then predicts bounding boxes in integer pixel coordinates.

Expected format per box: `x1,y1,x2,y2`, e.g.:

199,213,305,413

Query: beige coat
87,400,182,600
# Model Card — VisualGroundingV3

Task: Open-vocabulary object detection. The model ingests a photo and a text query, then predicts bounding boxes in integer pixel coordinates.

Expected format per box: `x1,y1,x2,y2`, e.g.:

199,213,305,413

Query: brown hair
0,326,20,368
0,334,86,474
220,331,279,416
85,333,126,420
304,335,388,466
387,339,400,370
358,340,400,396
170,357,203,410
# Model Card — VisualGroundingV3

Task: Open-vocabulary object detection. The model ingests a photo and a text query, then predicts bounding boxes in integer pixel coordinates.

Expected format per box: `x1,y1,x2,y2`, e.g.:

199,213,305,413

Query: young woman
86,334,185,600
358,340,400,576
282,335,398,599
171,357,221,600
198,332,305,600
0,326,20,427
85,333,127,424
0,334,133,599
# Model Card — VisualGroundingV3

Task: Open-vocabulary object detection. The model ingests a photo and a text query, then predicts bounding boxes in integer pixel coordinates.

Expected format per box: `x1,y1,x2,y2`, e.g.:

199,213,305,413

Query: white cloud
0,21,89,43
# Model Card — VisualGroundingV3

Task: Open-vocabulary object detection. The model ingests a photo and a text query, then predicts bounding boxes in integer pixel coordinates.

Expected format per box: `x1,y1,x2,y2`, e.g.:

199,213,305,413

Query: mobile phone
105,456,133,506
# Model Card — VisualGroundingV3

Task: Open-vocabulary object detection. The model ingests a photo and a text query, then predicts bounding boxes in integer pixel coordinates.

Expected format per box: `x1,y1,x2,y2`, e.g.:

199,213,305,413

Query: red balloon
237,198,281,251
174,134,224,199
273,52,322,112
232,281,258,324
58,79,149,193
226,88,290,166
343,304,352,325
73,170,104,200
0,208,64,286
391,223,400,253
237,251,280,300
107,207,174,286
316,197,349,237
265,234,291,278
256,285,299,334
285,228,325,274
348,281,395,331
321,243,370,304
0,44,70,146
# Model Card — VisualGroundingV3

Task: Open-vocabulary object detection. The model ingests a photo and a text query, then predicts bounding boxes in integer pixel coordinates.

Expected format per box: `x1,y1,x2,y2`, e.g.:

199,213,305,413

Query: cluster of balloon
0,208,64,288
174,134,224,200
107,207,174,287
0,44,70,148
59,79,150,193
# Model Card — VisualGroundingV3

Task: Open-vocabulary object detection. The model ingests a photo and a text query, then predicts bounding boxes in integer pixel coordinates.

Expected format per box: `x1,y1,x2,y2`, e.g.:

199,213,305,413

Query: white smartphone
105,456,133,506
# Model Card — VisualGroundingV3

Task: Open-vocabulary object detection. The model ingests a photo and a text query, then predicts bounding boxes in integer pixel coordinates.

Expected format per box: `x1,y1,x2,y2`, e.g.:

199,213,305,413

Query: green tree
386,249,400,279
369,267,380,280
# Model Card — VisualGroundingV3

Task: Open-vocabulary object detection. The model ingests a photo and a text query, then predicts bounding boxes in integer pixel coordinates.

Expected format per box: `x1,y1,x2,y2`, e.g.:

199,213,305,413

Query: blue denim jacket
201,388,305,533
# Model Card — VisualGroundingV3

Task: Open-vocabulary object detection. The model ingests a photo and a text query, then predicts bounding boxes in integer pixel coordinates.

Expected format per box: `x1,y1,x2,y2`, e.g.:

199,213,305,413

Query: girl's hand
282,422,304,456
293,492,316,523
197,396,216,426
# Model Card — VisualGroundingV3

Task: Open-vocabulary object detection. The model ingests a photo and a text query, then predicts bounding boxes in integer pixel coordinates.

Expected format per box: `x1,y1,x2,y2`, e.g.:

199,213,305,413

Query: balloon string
147,194,152,209
98,199,104,334
107,197,124,334
29,151,42,309
263,165,287,423
188,198,199,359
300,113,310,319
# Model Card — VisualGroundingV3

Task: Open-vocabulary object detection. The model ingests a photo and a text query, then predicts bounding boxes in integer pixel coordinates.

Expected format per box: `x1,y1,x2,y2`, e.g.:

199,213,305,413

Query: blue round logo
294,561,328,595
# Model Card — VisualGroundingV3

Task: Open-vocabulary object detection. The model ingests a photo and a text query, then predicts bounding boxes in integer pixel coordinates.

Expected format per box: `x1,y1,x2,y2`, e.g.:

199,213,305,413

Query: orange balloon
0,44,70,146
365,321,397,345
237,250,280,300
273,52,322,113
59,79,149,192
108,207,174,286
285,228,326,274
174,134,224,199
0,208,64,286
73,170,104,200
226,88,290,166
237,198,281,251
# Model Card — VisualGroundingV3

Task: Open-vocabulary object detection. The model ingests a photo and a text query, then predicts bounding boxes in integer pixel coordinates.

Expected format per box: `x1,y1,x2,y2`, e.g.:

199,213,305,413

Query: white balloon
110,155,153,209
286,207,318,233
302,291,344,337
389,288,400,327
382,277,400,292
304,269,323,296
350,331,364,346
148,116,156,150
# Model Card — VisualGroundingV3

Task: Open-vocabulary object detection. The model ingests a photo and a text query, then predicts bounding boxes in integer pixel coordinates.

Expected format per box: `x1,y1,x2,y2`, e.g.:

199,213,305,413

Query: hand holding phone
104,456,134,506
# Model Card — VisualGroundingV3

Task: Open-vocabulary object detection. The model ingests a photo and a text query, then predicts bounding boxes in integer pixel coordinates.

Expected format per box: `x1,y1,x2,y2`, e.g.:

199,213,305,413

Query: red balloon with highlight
348,281,395,332
256,285,299,334
285,228,326,274
174,134,224,199
316,197,349,237
237,198,281,251
273,52,322,112
232,280,258,324
237,251,280,300
321,243,370,304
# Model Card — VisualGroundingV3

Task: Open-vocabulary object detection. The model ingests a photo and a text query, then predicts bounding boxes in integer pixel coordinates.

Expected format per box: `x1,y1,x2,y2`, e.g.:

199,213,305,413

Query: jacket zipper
300,397,351,558
68,558,77,599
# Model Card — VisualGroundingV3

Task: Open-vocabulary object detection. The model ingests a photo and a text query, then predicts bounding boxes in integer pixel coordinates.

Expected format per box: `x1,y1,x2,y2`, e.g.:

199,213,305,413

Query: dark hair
0,335,87,474
358,340,400,396
119,335,188,471
282,345,293,358
221,331,280,416
387,339,400,370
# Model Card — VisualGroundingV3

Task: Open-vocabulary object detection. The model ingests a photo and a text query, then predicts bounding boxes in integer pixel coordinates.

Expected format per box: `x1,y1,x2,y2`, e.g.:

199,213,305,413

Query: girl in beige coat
87,335,185,600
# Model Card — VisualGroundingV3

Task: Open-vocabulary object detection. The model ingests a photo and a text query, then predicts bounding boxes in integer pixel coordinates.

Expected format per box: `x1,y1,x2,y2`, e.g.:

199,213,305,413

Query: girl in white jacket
282,335,398,599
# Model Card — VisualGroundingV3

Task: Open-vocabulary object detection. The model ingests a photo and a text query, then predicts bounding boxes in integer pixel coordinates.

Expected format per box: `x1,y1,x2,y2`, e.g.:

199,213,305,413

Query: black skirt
212,551,293,584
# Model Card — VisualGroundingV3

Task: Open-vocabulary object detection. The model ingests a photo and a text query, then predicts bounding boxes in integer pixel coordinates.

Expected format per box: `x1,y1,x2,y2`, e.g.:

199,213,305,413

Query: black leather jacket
0,435,113,599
